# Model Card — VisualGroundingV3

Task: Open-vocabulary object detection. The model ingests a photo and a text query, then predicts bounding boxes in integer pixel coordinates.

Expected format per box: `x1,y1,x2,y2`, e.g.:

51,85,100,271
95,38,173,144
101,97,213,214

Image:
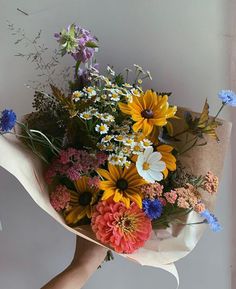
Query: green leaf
85,41,98,48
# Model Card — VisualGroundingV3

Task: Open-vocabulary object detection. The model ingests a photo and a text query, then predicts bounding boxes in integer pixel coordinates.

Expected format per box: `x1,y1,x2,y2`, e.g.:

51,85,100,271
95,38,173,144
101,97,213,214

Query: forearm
41,237,107,289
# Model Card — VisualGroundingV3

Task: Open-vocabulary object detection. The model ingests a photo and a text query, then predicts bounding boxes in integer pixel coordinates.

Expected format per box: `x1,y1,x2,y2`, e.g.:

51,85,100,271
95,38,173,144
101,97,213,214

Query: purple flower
218,90,236,107
200,210,222,232
142,198,163,220
55,24,98,63
0,109,17,132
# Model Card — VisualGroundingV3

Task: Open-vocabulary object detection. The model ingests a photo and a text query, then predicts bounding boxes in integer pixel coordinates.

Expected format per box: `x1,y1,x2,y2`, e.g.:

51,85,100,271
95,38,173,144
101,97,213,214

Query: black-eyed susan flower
65,176,99,224
119,90,177,137
97,163,146,208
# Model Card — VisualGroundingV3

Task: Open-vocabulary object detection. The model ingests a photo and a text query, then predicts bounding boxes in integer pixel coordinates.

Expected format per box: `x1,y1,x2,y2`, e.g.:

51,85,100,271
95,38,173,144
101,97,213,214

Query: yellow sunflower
119,90,177,137
97,163,146,208
156,144,176,178
66,176,99,224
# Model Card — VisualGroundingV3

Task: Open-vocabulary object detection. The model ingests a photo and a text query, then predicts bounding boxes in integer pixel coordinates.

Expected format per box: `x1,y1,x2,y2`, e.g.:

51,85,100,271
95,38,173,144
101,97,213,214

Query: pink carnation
164,190,178,204
91,200,152,254
50,185,71,212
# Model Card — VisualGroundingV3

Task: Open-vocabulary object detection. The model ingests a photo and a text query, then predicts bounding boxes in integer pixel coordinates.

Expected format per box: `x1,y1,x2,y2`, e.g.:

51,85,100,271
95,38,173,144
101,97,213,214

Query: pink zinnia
50,185,71,212
91,200,152,254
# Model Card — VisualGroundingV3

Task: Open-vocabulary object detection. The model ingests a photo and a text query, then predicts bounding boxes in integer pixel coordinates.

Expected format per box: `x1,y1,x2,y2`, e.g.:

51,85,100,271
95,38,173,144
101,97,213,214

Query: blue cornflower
200,209,222,232
142,198,163,220
218,90,236,107
0,109,17,132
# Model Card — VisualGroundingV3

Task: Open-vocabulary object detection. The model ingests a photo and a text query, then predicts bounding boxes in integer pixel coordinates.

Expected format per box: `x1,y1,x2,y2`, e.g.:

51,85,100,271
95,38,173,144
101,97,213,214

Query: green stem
29,129,60,154
75,60,81,80
213,103,225,120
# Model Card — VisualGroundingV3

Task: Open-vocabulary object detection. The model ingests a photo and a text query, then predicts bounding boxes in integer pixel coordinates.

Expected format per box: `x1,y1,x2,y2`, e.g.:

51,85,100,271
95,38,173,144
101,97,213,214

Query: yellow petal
66,207,87,224
133,119,144,132
113,190,123,202
97,168,114,181
101,189,115,200
125,192,143,208
118,102,132,115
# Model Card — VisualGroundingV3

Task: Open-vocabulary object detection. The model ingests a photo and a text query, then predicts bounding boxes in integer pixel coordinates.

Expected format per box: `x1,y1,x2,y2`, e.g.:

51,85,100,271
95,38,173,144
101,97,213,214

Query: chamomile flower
83,86,97,97
110,93,120,101
123,83,133,88
140,139,153,148
101,94,107,100
125,93,133,103
124,160,131,168
114,135,126,142
101,135,114,143
80,111,92,120
124,138,135,146
97,143,106,150
95,123,109,134
101,114,115,122
137,79,143,84
131,142,144,155
136,147,166,183
104,143,115,151
72,90,83,100
131,88,141,97
95,112,103,119
122,146,131,155
108,153,127,166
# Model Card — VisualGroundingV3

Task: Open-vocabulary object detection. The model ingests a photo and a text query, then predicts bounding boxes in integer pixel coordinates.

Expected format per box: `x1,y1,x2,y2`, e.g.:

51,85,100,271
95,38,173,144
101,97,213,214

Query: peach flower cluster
203,171,219,194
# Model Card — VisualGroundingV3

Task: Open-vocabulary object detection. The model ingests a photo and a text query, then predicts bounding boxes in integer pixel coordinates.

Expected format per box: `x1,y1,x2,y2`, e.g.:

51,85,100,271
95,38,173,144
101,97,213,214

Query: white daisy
95,123,109,134
136,147,166,183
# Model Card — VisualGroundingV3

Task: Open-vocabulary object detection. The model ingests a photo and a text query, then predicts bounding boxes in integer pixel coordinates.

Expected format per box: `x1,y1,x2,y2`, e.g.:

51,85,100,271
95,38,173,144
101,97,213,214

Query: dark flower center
116,178,128,190
141,109,154,119
79,192,92,206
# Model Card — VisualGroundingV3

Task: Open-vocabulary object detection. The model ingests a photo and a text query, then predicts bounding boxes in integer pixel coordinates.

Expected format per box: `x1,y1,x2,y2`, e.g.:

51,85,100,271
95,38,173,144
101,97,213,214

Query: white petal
148,169,163,181
136,154,144,167
138,169,155,183
150,161,166,172
143,147,153,161
147,151,162,163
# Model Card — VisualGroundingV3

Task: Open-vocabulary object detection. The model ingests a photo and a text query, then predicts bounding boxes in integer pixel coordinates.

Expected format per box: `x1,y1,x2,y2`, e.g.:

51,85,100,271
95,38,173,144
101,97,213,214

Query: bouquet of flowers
0,23,233,283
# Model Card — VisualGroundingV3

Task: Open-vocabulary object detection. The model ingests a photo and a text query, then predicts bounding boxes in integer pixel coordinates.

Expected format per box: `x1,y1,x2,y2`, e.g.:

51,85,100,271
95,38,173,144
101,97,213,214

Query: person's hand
41,236,107,289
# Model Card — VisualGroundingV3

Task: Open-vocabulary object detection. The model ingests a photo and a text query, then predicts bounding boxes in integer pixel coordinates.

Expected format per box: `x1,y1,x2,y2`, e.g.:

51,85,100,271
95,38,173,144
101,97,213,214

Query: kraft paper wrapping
0,108,232,287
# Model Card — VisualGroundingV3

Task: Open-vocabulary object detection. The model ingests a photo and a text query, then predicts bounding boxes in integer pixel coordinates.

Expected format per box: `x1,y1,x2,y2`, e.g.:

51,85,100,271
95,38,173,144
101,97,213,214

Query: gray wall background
0,1,234,288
